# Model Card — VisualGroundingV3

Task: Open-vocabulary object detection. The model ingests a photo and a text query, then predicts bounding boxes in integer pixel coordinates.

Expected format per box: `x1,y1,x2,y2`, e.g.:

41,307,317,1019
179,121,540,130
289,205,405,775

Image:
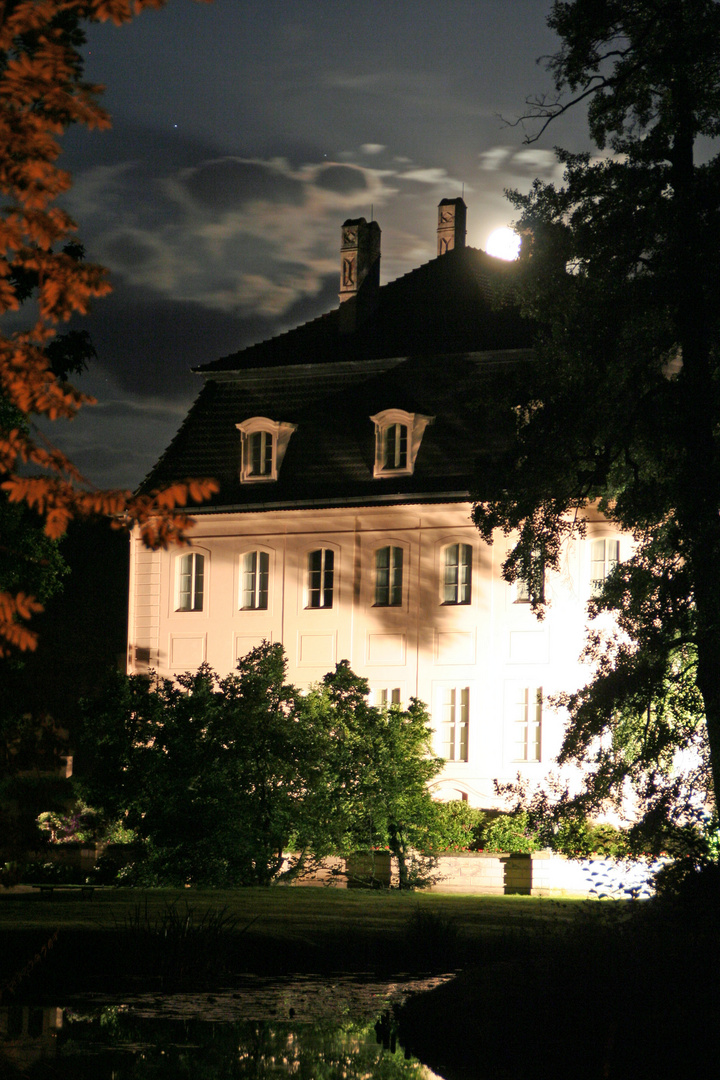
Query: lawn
0,887,605,995
0,885,591,938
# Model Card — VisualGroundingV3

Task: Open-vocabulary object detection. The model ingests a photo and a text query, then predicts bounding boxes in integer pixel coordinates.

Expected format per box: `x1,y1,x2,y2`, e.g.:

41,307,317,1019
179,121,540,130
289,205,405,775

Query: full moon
485,227,521,261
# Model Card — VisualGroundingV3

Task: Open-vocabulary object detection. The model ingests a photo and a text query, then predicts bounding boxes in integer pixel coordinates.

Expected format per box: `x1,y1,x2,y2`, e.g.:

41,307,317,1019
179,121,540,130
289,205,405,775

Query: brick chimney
339,217,381,303
338,217,381,333
437,198,467,255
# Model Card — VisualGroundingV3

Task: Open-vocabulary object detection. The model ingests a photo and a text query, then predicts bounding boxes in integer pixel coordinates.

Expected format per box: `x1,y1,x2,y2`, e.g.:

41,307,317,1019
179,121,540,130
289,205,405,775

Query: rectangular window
512,686,542,762
249,430,273,476
443,543,472,604
591,539,619,595
515,549,544,603
440,686,469,762
383,423,408,470
374,687,402,707
177,552,204,611
241,551,269,610
375,546,403,606
307,549,334,608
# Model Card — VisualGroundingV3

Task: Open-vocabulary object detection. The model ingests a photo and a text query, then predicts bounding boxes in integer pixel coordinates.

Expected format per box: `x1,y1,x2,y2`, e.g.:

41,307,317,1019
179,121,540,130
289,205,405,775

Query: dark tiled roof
142,246,535,508
197,246,533,373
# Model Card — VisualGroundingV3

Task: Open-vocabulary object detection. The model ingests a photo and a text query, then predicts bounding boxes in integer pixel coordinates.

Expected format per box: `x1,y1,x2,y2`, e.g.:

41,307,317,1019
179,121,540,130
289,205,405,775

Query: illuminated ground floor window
510,685,542,762
439,685,469,762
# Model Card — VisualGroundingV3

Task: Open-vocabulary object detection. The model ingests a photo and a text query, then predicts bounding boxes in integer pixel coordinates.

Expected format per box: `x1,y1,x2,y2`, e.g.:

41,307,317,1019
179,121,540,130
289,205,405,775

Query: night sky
52,0,590,490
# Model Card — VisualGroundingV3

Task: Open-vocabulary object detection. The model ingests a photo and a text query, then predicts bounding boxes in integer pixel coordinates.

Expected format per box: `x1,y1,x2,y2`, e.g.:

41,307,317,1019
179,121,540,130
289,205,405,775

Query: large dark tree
473,1,720,832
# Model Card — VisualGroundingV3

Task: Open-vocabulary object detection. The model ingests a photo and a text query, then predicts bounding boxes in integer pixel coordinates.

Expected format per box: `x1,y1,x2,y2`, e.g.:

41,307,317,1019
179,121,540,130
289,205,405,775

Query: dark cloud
183,159,305,211
90,399,167,420
102,232,156,269
82,283,244,397
81,273,339,399
272,272,339,331
314,165,368,194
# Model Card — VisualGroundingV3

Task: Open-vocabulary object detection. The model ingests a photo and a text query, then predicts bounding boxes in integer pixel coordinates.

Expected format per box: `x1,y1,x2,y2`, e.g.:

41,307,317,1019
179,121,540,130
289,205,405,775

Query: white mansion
127,200,623,807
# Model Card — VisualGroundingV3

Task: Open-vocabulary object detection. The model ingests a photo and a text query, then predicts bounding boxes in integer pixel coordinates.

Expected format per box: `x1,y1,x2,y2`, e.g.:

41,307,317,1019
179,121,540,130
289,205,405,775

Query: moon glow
485,227,521,261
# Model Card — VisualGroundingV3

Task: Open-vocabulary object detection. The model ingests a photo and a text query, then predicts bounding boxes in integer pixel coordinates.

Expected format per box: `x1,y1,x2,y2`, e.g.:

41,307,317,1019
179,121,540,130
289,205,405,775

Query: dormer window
236,417,297,483
249,431,273,477
383,423,408,470
370,409,433,478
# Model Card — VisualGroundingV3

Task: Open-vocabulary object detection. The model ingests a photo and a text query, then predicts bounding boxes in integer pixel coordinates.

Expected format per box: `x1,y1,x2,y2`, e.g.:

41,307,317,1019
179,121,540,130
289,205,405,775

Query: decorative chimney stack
437,197,467,255
339,217,381,304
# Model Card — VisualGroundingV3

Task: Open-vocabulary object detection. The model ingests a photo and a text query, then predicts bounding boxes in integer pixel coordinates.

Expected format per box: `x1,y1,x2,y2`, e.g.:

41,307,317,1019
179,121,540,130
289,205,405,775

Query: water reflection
0,977,449,1079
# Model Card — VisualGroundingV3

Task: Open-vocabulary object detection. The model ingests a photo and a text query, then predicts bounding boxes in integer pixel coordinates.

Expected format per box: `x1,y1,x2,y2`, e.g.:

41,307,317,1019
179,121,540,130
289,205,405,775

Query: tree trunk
389,825,408,889
670,82,720,813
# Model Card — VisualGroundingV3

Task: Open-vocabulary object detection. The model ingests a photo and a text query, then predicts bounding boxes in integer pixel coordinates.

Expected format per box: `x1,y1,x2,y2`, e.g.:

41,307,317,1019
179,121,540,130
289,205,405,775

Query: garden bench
31,884,98,898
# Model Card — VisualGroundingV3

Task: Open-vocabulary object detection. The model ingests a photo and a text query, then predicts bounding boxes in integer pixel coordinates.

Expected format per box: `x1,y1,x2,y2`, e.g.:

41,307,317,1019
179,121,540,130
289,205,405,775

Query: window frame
441,542,473,605
382,422,409,471
240,549,270,611
369,408,433,479
371,686,403,708
590,537,620,596
514,549,545,604
176,551,205,612
236,416,297,483
509,685,542,763
374,545,404,607
248,430,273,478
438,685,470,763
306,547,335,609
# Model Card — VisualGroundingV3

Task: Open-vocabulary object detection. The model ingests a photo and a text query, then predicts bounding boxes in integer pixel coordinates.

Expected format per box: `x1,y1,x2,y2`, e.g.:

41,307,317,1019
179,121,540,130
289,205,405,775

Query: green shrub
432,800,487,851
480,812,541,854
545,819,632,858
21,860,88,885
652,856,720,913
584,822,632,857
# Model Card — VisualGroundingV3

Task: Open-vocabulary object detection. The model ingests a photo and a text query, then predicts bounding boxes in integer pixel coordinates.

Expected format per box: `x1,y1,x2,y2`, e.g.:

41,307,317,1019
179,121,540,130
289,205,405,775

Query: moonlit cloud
37,379,194,490
399,167,464,188
52,0,594,487
478,147,513,171
479,145,563,181
512,148,563,175
71,155,398,321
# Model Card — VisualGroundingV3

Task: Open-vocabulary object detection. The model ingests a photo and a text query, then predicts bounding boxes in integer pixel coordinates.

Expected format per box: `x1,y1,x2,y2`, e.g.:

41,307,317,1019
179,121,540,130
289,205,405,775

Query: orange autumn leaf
0,0,215,653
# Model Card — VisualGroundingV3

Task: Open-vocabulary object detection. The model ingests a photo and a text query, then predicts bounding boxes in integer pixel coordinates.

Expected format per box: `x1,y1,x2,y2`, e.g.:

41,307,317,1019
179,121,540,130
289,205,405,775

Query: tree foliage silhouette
75,646,445,887
473,0,720,829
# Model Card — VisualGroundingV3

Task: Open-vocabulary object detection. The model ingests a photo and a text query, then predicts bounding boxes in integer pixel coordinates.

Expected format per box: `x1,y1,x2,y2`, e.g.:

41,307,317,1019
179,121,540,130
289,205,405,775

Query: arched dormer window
369,409,433,478
236,417,297,483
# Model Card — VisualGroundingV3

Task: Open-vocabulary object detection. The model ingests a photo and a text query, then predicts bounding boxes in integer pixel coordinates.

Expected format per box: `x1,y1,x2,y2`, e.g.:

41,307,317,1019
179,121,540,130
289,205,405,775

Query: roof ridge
195,244,523,375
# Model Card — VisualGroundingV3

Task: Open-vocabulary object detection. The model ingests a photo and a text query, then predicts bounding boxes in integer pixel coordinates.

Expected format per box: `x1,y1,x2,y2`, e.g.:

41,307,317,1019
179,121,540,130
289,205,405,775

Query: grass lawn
0,885,594,939
0,887,610,995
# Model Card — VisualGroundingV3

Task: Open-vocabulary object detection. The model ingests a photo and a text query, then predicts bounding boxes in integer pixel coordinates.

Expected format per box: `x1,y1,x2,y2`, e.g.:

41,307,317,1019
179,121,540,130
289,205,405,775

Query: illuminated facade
128,200,623,806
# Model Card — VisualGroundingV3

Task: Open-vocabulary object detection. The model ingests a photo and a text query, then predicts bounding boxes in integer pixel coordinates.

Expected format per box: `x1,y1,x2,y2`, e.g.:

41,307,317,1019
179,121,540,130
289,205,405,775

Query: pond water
0,974,450,1078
